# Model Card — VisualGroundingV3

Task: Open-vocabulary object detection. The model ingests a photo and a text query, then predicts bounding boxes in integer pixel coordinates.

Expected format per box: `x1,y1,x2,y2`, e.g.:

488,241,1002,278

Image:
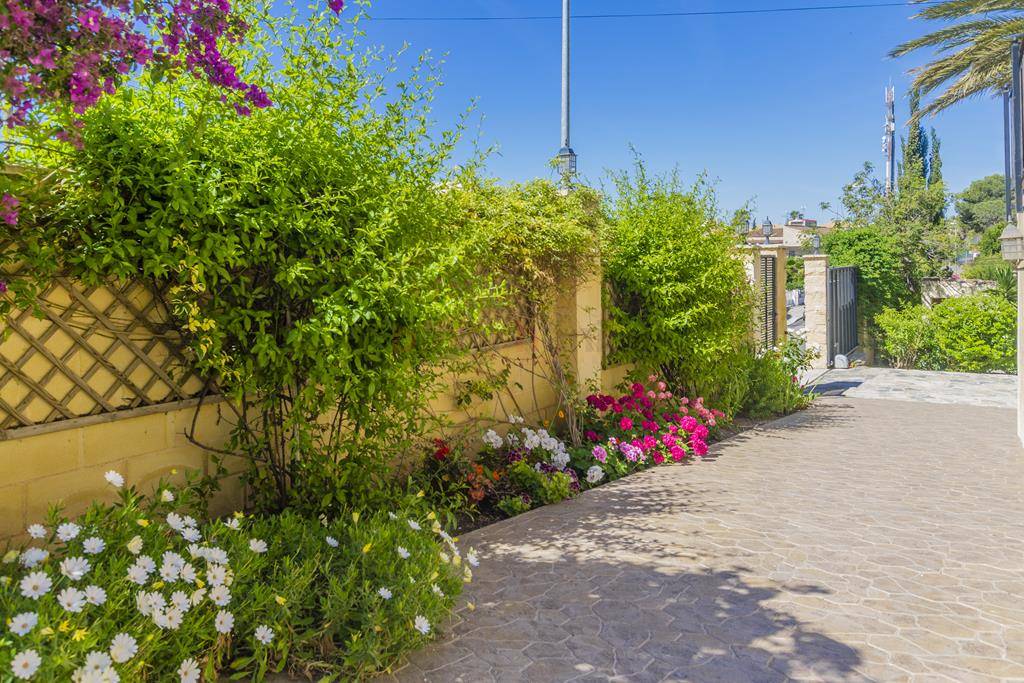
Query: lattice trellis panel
0,277,206,431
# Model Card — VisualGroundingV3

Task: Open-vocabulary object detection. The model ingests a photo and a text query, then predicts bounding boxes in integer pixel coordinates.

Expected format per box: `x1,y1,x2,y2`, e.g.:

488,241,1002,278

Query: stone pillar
804,254,829,369
760,245,788,344
1017,261,1024,446
554,260,603,390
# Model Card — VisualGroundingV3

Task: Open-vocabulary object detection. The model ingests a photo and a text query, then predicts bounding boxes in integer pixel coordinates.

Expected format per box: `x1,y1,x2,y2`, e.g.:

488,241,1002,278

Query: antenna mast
883,85,896,196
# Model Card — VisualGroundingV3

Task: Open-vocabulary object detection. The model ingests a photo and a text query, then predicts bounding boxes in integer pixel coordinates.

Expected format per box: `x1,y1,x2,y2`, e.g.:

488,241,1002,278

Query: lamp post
761,218,773,245
556,0,576,187
811,233,821,255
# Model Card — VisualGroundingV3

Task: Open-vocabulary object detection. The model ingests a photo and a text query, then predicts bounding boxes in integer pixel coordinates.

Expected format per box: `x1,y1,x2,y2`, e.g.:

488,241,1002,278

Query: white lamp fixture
761,218,773,243
1000,220,1024,262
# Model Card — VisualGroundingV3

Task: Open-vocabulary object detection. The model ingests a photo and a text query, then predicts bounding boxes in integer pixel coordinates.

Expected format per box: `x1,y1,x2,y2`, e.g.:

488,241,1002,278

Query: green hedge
877,294,1016,373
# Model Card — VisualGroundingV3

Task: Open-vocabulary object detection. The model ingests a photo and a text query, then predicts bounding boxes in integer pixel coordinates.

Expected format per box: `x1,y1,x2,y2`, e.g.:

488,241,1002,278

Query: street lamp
1000,220,1024,262
810,233,821,255
761,218,773,244
556,147,577,179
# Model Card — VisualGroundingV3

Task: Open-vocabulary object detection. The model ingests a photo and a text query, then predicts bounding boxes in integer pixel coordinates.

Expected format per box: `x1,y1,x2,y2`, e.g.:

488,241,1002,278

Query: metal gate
827,266,858,365
758,255,777,348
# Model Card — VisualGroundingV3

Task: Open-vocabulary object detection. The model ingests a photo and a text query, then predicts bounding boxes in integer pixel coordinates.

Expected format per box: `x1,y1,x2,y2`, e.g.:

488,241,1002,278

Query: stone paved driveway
386,397,1024,682
809,368,1015,409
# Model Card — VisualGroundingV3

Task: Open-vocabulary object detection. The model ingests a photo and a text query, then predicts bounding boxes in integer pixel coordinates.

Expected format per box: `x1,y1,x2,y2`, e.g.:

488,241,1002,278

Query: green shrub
823,225,911,324
496,495,532,517
877,295,1016,373
1,6,491,515
876,305,933,369
741,338,815,418
929,294,1016,373
0,472,469,681
787,256,805,290
602,159,753,394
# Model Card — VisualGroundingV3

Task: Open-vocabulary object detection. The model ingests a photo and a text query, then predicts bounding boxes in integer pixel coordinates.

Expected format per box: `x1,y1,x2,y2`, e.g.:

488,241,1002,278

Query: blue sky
357,1,1004,223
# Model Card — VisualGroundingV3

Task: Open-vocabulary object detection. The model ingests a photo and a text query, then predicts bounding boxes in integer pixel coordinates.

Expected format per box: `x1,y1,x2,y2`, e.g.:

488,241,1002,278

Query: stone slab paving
808,368,1015,409
384,398,1024,682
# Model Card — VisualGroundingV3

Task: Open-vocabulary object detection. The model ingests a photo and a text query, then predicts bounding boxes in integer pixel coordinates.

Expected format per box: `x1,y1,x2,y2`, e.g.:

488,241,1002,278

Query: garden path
384,395,1024,682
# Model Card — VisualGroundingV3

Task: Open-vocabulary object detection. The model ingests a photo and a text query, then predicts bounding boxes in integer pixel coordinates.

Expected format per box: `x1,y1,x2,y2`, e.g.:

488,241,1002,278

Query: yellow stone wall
0,267,628,540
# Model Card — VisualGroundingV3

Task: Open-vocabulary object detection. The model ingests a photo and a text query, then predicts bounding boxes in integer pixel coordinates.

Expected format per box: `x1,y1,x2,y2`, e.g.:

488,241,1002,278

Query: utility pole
1005,87,1014,223
555,0,576,187
883,85,896,196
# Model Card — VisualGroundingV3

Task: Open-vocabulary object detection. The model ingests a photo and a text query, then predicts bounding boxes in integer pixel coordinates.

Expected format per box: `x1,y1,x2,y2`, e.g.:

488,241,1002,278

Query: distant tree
788,209,804,221
890,0,1024,120
955,174,1006,234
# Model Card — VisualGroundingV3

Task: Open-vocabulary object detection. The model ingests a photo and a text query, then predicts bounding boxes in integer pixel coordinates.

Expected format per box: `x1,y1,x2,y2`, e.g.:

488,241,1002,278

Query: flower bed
1,474,477,681
421,376,725,528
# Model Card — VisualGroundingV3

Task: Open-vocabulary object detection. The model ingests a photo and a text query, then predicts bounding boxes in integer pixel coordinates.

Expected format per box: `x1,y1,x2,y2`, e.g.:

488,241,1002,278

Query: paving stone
388,397,1024,681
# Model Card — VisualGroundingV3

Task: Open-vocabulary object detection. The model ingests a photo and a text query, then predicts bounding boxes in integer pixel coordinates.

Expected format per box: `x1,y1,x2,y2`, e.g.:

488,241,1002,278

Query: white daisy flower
414,615,431,635
179,563,197,584
407,520,421,531
8,612,37,637
82,537,105,555
214,610,234,634
19,547,48,568
163,607,184,630
109,633,138,663
160,489,175,503
182,515,197,528
10,649,41,680
325,536,339,548
26,524,46,539
209,584,231,607
466,550,479,567
431,584,444,597
254,625,274,645
56,524,79,544
60,556,90,581
57,586,87,612
181,527,201,543
162,551,185,568
397,546,410,559
84,585,107,606
19,571,51,599
84,651,112,673
104,470,124,488
204,547,228,565
377,587,392,600
126,564,149,585
223,518,240,530
170,590,190,613
248,538,267,554
189,588,206,606
166,513,185,531
152,610,169,630
387,512,398,520
126,535,143,555
177,658,200,683
206,565,227,586
159,562,180,582
135,555,156,574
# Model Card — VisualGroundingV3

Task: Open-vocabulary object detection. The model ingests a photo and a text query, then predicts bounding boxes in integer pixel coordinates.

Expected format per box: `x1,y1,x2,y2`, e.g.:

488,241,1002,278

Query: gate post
804,254,829,368
760,246,788,345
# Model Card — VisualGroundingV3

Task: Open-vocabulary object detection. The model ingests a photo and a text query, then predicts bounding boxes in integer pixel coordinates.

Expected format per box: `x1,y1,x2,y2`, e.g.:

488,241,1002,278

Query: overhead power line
369,1,938,23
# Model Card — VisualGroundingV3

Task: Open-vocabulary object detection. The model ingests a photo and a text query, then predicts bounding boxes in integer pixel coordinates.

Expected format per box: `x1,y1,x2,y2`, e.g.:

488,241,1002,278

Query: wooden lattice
0,277,206,431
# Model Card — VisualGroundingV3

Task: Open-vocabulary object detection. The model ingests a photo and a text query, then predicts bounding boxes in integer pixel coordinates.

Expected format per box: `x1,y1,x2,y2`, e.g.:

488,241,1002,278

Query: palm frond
913,0,1024,20
892,1,1024,118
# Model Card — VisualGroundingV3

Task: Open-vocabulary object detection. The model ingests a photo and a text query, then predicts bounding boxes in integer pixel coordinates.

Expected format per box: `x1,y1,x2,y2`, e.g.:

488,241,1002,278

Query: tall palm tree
890,1,1024,120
